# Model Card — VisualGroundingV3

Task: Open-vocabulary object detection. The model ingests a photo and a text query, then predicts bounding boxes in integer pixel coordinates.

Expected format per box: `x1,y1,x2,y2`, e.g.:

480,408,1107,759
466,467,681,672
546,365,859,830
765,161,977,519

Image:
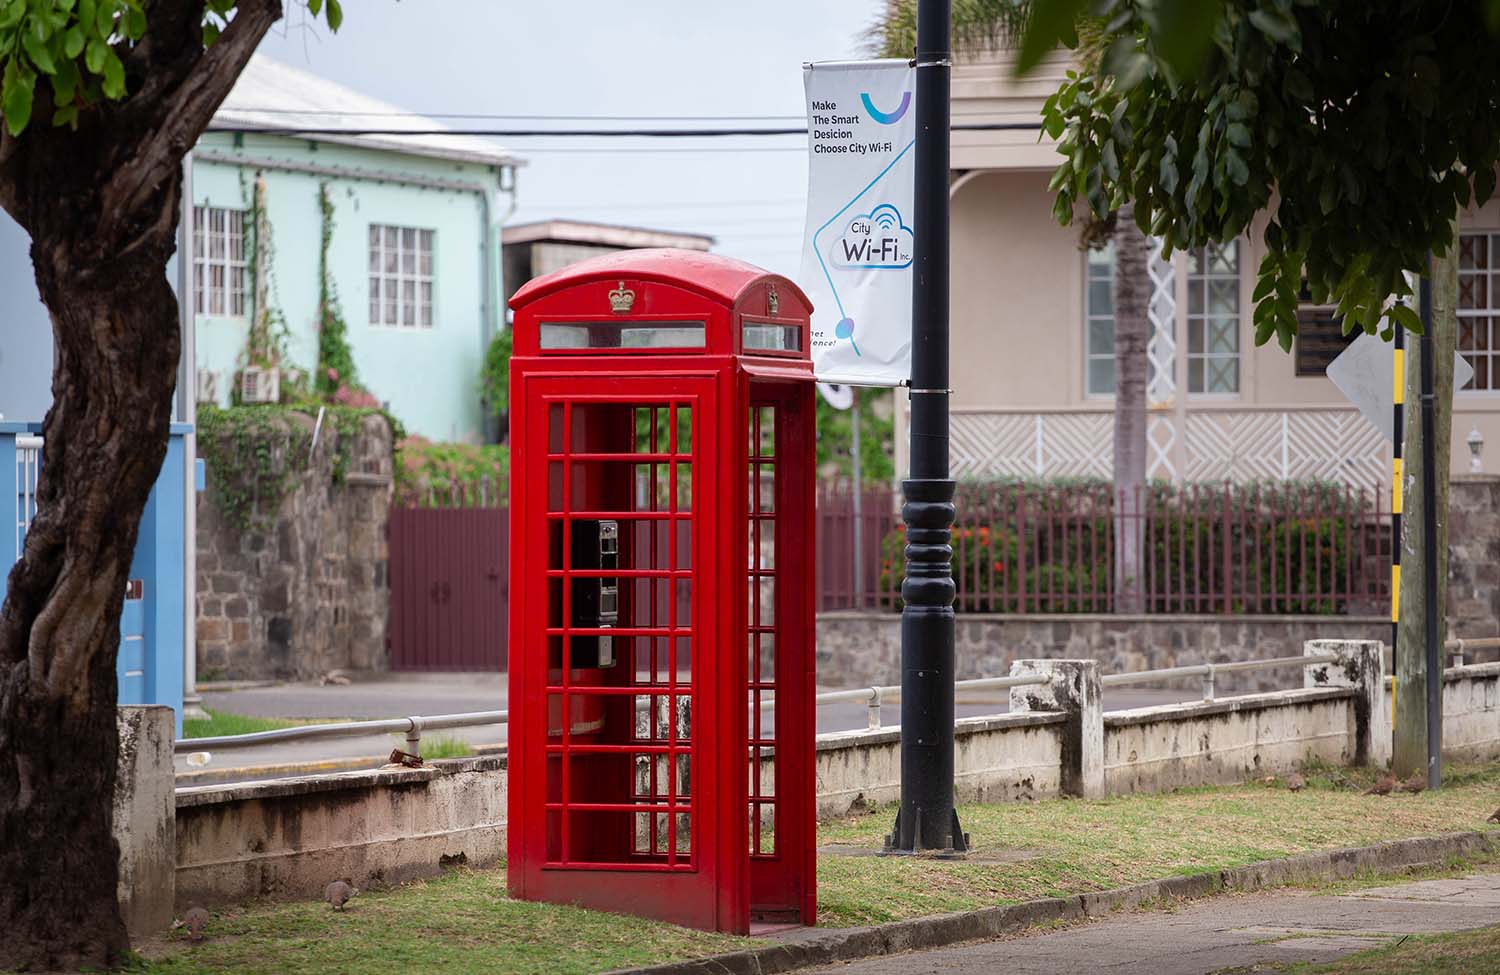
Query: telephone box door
511,372,739,930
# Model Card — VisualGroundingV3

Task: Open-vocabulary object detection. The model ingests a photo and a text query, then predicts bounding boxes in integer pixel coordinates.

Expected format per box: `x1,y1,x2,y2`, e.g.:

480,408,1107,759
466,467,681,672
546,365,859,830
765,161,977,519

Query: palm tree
872,0,1150,612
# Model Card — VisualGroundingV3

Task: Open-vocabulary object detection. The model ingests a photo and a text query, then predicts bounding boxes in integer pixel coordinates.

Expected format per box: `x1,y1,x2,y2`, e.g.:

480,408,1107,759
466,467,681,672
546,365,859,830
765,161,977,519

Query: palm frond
865,0,1031,59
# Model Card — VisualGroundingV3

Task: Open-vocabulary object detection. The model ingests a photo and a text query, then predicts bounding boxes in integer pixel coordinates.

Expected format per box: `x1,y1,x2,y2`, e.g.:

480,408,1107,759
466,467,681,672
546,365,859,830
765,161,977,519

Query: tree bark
1111,206,1150,613
0,4,284,968
0,234,180,970
1393,229,1458,778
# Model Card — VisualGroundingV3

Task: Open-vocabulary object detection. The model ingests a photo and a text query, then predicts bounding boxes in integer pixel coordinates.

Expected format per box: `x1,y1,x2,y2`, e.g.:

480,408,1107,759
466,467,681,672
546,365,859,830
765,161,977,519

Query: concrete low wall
1104,689,1354,795
816,612,1392,693
162,653,1500,911
115,706,175,938
1442,662,1500,761
174,756,505,911
812,712,1066,819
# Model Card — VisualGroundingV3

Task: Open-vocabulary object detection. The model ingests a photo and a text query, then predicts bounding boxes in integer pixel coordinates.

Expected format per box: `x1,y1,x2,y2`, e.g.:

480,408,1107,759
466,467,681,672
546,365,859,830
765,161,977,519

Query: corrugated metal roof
212,54,520,169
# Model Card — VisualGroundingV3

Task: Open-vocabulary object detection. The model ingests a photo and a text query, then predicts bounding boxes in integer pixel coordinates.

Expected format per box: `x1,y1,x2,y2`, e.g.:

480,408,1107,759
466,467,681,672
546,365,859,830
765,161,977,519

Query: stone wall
196,412,393,680
816,612,1391,693
1447,475,1500,640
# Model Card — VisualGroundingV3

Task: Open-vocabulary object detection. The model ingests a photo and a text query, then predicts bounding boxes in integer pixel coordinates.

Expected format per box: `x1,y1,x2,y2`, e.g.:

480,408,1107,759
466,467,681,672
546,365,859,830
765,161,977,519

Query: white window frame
192,206,247,318
1185,240,1241,397
1458,230,1500,393
1084,242,1116,397
369,224,435,329
1082,238,1244,400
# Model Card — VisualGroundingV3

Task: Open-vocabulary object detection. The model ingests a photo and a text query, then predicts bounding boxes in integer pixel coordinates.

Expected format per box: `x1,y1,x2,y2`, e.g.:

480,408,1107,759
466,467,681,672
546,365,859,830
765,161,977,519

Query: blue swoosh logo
861,91,911,125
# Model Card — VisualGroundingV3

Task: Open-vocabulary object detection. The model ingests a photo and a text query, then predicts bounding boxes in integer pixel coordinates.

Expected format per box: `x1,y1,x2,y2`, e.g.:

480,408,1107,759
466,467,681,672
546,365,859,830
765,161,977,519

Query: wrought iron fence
817,479,1391,616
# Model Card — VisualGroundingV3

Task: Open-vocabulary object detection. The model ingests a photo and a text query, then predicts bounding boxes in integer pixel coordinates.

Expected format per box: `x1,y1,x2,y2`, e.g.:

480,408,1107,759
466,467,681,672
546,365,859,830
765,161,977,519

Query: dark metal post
1418,268,1442,789
886,0,966,854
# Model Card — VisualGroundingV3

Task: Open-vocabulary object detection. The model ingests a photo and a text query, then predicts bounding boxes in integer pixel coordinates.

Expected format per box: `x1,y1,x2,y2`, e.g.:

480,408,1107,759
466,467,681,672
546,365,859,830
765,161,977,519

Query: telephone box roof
508,248,810,311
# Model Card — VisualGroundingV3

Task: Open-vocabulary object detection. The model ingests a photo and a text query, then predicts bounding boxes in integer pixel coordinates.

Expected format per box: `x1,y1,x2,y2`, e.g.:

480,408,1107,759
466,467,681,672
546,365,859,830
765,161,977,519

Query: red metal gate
388,503,509,671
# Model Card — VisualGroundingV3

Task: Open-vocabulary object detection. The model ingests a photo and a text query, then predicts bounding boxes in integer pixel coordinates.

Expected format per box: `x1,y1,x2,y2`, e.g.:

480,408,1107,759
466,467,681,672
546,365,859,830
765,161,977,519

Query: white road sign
1326,331,1473,443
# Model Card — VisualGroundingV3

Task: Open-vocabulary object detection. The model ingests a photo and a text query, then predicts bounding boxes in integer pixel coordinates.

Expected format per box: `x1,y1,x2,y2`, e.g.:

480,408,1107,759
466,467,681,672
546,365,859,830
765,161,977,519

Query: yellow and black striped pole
1392,325,1404,720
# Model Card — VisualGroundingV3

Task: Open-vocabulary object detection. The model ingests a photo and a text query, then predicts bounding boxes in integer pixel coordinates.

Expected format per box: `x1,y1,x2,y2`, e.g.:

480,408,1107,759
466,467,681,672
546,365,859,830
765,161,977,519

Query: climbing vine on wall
315,183,359,396
196,403,403,530
196,405,311,532
242,172,293,375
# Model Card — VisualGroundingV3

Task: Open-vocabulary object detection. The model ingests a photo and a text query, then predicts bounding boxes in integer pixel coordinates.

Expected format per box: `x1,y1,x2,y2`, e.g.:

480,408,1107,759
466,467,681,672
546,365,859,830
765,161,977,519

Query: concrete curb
609,830,1498,975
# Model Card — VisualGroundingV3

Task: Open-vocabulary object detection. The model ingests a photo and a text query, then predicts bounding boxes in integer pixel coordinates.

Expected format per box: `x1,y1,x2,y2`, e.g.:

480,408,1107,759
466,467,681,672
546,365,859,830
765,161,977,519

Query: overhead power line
224,106,1044,122
208,121,1044,138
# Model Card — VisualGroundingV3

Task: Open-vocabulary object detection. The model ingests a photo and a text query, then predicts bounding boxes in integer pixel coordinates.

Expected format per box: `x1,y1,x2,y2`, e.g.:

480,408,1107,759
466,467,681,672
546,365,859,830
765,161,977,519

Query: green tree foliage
0,0,340,135
481,325,512,419
817,387,895,484
1037,0,1500,350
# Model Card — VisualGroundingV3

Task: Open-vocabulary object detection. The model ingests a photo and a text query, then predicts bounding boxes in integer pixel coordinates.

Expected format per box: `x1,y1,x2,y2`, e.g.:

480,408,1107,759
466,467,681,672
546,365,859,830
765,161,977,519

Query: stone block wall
816,612,1391,692
1447,475,1500,640
196,412,393,680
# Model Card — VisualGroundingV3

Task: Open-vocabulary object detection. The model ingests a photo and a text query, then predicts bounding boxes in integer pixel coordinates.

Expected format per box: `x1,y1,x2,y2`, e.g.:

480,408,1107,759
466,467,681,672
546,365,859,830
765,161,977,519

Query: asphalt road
181,673,1201,782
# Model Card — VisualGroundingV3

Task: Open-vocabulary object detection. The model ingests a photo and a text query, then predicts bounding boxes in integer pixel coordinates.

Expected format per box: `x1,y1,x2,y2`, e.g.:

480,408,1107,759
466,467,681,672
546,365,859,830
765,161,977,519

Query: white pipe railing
175,642,1497,764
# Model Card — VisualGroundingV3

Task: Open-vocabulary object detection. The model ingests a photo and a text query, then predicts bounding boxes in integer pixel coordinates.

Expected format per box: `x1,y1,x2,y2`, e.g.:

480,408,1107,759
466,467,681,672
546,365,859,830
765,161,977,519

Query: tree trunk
0,2,283,967
0,207,181,969
1112,206,1151,613
1393,231,1458,778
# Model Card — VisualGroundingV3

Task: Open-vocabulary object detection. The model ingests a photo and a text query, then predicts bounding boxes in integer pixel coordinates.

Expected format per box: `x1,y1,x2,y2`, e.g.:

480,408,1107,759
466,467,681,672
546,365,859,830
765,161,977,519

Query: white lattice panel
948,409,1385,486
1037,413,1113,478
1284,411,1387,486
950,413,1041,479
1146,244,1177,405
1147,414,1177,480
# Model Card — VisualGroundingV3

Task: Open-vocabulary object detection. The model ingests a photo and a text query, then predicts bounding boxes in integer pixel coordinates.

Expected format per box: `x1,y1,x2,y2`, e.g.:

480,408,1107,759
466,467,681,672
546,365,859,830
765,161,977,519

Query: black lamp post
886,0,965,854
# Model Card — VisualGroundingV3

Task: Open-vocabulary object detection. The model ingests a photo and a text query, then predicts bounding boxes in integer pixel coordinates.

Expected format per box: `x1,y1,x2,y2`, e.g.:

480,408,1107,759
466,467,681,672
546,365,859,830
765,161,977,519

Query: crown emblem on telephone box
608,280,636,314
767,284,780,316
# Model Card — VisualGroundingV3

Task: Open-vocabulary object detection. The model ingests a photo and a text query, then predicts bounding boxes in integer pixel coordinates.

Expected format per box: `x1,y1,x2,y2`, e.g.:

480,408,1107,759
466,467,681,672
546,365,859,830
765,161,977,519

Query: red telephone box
506,249,817,933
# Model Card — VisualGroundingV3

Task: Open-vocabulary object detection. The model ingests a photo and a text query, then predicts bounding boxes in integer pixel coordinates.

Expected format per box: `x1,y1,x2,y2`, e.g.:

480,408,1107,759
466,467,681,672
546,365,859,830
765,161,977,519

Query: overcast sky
255,0,879,277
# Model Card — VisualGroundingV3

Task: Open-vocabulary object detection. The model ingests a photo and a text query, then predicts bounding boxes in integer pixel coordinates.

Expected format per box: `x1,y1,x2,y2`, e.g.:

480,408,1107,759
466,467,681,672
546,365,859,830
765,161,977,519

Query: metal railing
816,479,1392,616
808,674,1050,732
1102,652,1339,703
177,641,1494,766
178,710,508,762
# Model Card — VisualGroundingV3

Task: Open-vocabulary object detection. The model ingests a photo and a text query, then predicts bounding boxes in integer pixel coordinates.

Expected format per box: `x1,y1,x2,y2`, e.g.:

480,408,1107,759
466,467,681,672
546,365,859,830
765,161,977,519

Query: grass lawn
816,760,1500,926
131,870,751,975
1280,924,1500,973
181,709,310,739
135,761,1500,974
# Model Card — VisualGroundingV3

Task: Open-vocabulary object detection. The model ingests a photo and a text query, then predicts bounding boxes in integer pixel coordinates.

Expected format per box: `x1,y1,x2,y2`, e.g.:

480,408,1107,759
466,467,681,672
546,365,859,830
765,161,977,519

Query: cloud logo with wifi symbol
830,204,914,270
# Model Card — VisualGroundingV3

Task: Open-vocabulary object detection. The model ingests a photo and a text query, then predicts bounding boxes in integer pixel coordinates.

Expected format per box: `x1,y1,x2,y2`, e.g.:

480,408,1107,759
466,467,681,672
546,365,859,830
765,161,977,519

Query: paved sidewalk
803,872,1500,974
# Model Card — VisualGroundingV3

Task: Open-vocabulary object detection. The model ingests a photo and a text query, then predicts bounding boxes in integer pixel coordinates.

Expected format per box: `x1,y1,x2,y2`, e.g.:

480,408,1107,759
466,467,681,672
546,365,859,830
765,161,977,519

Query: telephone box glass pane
539,321,707,350
541,397,697,871
742,322,802,352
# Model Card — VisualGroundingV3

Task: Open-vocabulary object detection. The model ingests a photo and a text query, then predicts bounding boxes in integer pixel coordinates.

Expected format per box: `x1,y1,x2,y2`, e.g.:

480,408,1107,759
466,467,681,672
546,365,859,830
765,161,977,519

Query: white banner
799,60,915,386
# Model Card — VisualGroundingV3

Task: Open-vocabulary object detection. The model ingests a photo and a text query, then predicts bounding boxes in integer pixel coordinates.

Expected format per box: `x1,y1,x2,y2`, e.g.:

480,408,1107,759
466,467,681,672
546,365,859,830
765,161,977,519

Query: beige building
898,48,1500,485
